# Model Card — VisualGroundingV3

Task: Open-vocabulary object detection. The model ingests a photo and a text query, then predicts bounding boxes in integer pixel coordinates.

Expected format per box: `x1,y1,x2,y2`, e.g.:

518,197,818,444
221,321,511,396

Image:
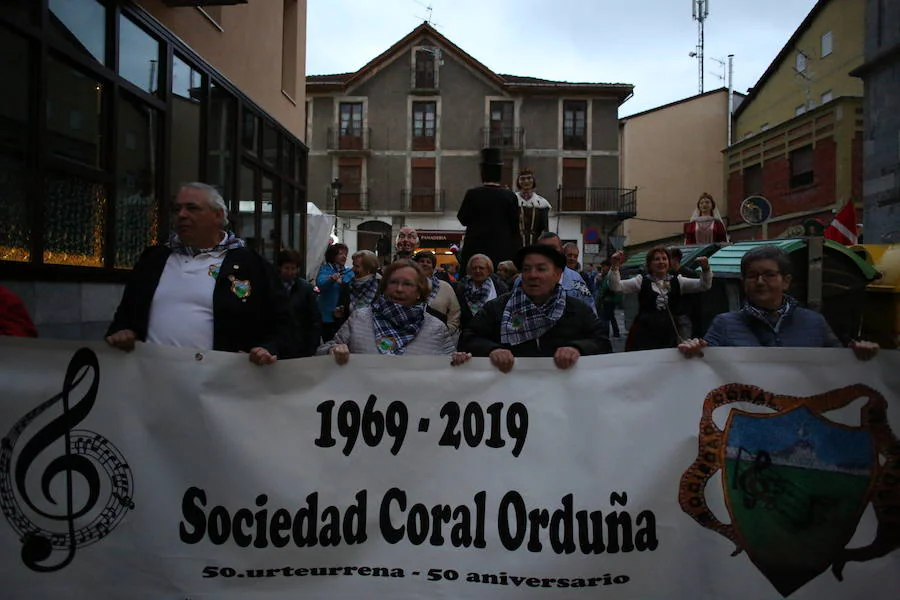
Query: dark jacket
704,306,843,348
454,274,509,331
284,278,322,358
107,246,291,355
457,185,520,273
458,292,611,357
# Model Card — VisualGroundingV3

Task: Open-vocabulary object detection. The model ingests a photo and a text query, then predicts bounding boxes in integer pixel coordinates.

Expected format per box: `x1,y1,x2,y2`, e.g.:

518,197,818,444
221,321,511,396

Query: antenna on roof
690,0,710,93
414,0,440,27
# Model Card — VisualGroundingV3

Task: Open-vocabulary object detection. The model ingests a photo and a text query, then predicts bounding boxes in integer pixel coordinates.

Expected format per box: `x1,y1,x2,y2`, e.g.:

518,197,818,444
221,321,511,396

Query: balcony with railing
481,126,525,151
326,127,371,153
556,187,637,217
401,189,445,213
325,190,369,213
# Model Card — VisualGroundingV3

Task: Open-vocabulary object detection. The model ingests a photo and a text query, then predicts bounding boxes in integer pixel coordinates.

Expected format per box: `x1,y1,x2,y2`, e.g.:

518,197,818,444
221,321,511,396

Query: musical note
732,446,837,531
0,348,135,573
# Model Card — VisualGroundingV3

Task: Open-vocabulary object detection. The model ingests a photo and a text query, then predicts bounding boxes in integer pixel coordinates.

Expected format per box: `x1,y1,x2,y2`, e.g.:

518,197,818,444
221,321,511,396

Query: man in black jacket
105,183,290,365
277,249,322,358
458,245,610,373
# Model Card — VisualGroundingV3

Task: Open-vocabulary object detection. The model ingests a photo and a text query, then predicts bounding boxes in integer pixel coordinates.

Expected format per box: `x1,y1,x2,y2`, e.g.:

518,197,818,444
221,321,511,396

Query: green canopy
707,239,878,279
622,243,721,270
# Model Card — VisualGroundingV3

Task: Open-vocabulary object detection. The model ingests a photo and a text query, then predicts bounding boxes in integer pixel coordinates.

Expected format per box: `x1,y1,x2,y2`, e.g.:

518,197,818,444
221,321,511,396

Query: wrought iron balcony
556,187,637,217
481,126,525,151
326,127,371,153
325,190,369,213
401,189,445,213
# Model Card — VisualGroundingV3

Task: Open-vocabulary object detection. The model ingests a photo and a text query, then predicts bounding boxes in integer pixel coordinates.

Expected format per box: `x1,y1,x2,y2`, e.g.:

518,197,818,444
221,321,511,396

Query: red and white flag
824,201,858,245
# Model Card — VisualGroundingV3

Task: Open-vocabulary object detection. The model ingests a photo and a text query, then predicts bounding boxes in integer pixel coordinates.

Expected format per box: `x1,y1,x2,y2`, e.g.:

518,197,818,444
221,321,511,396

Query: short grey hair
180,182,229,226
467,253,494,273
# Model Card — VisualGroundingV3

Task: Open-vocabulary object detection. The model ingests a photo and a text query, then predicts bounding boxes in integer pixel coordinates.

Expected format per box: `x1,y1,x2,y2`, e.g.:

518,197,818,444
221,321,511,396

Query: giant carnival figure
515,167,551,247
457,148,520,275
684,192,729,245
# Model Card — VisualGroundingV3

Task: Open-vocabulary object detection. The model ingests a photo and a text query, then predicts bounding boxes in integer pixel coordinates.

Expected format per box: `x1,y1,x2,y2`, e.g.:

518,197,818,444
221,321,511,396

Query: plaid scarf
348,275,379,309
168,231,245,256
370,296,426,355
428,274,442,302
500,284,566,346
464,277,494,315
742,295,797,333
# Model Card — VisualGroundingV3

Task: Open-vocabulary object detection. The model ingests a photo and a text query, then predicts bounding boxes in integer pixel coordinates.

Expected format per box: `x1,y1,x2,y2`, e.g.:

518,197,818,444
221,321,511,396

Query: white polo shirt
146,249,227,350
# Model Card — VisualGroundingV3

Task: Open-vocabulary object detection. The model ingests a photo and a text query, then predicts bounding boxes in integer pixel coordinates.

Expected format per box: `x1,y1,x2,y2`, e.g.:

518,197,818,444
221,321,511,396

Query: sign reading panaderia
0,339,897,599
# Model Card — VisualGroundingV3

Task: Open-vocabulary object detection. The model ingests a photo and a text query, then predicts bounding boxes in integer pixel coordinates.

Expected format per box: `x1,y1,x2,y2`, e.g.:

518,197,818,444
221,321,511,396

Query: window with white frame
795,51,808,73
821,31,833,57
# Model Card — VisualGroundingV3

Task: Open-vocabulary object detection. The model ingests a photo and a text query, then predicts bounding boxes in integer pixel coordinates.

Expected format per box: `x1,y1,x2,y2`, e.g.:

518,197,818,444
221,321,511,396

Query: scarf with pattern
464,277,494,315
428,273,442,302
500,284,566,346
168,231,245,256
348,275,379,310
371,296,426,355
742,295,797,333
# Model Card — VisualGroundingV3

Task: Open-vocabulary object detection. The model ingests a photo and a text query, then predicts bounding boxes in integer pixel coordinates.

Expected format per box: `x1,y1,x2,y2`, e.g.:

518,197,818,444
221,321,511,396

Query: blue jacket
704,306,842,348
316,263,354,323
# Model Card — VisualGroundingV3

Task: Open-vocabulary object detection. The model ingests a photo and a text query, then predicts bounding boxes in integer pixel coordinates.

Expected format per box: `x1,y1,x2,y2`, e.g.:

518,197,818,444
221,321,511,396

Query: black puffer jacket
458,292,611,357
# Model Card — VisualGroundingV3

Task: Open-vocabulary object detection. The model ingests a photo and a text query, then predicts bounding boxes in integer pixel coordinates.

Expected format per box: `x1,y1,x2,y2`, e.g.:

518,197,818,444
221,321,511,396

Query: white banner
0,338,898,599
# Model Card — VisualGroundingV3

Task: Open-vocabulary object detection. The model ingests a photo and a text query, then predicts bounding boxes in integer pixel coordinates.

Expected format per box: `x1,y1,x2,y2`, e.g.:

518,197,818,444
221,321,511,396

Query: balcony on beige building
480,126,525,152
326,127,371,154
401,189,445,213
325,190,369,213
556,187,637,217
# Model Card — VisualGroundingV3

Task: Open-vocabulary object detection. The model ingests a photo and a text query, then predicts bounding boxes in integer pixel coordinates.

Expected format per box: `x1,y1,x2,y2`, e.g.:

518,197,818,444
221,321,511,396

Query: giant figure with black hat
457,148,520,275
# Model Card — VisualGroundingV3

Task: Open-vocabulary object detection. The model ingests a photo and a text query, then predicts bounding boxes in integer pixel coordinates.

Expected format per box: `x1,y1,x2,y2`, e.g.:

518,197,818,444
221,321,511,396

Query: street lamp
330,177,343,241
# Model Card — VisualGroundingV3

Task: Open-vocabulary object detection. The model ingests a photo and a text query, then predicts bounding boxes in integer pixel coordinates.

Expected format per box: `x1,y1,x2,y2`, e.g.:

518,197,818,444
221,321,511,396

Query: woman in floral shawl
318,260,471,366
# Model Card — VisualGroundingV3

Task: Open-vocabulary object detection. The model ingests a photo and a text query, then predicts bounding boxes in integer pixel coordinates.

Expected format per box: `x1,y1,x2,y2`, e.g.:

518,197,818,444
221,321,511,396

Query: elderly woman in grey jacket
317,260,471,366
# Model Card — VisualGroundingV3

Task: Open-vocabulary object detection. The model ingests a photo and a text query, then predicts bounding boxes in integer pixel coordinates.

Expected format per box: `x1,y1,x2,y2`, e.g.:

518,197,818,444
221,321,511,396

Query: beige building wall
137,0,307,141
735,0,864,140
622,90,730,247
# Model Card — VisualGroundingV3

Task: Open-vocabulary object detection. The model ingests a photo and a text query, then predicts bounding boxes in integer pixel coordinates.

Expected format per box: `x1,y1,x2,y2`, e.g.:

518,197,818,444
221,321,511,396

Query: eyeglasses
743,271,781,282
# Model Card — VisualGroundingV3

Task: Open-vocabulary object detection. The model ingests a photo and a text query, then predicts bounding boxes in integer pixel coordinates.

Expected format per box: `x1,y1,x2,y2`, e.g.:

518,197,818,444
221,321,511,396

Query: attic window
414,49,437,89
795,51,808,74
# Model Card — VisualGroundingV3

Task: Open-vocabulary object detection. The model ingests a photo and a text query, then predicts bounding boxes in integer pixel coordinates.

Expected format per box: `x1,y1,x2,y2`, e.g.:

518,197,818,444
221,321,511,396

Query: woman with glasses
609,246,712,351
318,260,471,366
678,245,879,359
412,250,461,335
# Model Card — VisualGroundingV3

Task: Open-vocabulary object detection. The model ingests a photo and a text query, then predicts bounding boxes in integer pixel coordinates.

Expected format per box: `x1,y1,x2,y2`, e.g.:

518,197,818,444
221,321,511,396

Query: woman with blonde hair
318,260,470,365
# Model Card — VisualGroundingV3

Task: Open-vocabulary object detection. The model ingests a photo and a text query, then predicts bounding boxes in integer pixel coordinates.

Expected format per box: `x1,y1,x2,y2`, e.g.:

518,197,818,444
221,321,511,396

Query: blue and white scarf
463,277,494,315
500,284,566,346
742,295,797,334
428,273,442,302
371,296,426,355
348,275,380,310
168,231,245,256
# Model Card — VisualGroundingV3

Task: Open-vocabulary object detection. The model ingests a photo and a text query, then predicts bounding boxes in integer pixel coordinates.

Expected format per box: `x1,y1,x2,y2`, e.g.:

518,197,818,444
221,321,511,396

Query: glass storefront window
241,110,259,155
49,0,106,65
116,93,159,268
173,55,202,101
118,15,159,94
43,172,106,267
237,164,258,251
261,175,276,261
0,27,30,150
47,56,104,168
171,57,201,199
0,155,31,262
281,185,295,253
263,121,278,167
207,81,235,203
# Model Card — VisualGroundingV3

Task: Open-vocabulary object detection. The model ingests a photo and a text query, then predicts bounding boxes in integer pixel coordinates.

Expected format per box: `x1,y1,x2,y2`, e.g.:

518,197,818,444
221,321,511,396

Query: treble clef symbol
0,348,135,573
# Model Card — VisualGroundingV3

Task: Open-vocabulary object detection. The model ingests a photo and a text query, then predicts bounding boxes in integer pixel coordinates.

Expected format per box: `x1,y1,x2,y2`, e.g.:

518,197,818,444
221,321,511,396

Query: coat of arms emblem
680,383,899,597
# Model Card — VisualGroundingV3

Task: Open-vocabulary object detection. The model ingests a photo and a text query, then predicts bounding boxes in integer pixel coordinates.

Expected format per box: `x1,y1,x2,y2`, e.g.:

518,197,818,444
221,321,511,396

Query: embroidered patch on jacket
208,264,221,279
229,277,252,299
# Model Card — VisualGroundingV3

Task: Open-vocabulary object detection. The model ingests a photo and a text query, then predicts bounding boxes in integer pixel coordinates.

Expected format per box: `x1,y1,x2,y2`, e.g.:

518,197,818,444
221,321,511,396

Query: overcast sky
307,0,819,116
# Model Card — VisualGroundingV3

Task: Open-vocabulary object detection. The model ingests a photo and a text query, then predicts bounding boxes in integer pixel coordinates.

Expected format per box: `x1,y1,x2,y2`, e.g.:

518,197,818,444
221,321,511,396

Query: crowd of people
93,182,881,372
